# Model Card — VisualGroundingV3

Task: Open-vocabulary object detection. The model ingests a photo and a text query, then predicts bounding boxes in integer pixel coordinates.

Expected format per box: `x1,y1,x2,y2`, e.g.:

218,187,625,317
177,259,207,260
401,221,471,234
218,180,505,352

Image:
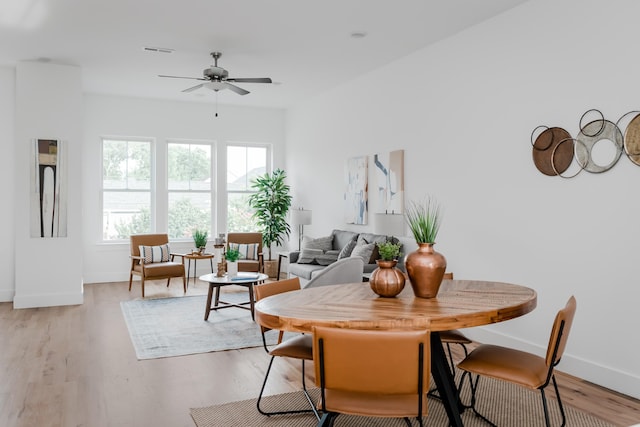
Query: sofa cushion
331,229,359,251
350,241,376,264
228,242,259,260
289,262,326,280
298,248,324,264
338,236,358,259
302,235,334,252
139,244,171,263
316,250,340,266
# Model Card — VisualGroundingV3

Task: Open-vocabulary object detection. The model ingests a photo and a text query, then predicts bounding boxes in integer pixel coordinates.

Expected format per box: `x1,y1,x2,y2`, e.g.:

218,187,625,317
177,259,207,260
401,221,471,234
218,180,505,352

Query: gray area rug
191,378,616,427
121,293,277,359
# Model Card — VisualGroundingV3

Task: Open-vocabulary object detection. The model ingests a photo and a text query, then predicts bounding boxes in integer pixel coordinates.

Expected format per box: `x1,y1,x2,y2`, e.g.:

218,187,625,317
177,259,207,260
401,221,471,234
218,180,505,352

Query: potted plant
404,196,447,298
225,248,240,277
369,241,405,297
192,229,208,254
248,168,292,278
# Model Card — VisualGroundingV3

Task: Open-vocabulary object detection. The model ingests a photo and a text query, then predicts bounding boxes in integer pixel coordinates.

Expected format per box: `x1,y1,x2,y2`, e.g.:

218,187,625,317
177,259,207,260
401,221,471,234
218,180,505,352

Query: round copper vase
405,243,447,298
369,260,406,298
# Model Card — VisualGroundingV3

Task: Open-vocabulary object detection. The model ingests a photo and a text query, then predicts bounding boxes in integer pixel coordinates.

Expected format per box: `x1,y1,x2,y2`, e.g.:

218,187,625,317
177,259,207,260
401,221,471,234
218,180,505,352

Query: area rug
190,378,616,427
121,293,277,359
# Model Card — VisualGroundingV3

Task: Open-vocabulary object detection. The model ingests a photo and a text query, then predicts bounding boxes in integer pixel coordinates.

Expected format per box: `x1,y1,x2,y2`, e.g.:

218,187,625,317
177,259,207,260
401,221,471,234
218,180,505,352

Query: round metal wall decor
624,113,640,166
532,127,573,176
531,109,639,177
575,119,623,173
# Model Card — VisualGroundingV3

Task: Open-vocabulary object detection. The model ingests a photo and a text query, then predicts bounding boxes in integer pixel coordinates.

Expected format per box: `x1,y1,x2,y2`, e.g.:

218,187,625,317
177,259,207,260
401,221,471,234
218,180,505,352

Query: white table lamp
291,209,312,250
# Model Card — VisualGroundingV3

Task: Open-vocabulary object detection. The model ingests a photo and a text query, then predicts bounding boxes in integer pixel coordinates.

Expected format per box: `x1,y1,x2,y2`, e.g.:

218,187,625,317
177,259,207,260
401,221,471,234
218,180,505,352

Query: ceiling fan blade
223,82,250,95
159,74,206,81
182,83,205,93
226,77,272,84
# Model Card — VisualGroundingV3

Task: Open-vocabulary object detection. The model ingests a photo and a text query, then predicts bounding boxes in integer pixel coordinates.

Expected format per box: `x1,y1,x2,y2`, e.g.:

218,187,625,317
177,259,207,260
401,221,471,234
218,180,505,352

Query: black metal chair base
458,372,567,427
256,356,321,420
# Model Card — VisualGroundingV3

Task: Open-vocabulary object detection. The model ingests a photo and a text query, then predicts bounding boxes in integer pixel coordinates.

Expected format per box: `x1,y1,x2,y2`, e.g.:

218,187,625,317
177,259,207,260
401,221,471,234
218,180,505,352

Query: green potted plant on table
225,247,240,277
192,229,208,253
369,241,405,298
248,168,292,278
404,196,447,298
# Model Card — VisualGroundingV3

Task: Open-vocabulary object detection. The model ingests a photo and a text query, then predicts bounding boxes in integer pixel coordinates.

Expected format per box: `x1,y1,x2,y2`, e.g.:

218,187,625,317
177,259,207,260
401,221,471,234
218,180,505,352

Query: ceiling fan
159,51,272,96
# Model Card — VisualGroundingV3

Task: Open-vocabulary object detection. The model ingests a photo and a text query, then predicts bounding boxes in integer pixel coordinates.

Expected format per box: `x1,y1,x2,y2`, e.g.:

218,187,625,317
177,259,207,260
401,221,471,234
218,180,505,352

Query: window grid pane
102,138,152,241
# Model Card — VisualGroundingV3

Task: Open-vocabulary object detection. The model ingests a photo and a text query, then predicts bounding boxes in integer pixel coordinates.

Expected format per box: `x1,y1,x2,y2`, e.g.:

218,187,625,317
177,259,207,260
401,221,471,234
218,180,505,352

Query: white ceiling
0,0,528,109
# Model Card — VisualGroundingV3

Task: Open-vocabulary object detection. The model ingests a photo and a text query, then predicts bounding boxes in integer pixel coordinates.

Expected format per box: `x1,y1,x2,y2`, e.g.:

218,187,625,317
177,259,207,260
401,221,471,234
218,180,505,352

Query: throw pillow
228,243,259,260
297,248,323,264
139,244,171,263
337,236,358,259
350,242,376,264
302,235,334,252
316,250,340,266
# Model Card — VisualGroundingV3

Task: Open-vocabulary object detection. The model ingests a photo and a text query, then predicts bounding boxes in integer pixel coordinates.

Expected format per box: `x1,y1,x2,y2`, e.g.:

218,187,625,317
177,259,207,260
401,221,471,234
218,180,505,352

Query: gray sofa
288,229,416,287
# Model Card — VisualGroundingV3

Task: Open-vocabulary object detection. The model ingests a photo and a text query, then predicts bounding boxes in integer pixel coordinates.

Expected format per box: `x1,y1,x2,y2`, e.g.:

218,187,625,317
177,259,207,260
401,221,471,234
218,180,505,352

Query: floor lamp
291,209,312,250
374,212,405,241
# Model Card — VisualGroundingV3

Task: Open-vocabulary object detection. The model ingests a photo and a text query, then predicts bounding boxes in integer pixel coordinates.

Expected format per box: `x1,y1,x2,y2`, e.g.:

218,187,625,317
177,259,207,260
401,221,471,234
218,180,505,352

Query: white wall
82,94,285,283
0,67,16,302
14,62,84,308
285,0,640,398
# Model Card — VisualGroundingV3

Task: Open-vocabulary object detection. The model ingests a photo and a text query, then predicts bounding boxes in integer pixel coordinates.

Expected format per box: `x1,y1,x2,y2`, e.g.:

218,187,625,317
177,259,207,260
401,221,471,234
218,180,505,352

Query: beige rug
191,377,615,426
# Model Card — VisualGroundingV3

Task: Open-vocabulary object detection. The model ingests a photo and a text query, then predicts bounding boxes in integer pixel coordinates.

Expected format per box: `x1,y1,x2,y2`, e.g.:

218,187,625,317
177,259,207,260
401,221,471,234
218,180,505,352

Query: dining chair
457,295,577,427
254,277,320,420
128,233,186,298
313,326,430,427
304,257,364,288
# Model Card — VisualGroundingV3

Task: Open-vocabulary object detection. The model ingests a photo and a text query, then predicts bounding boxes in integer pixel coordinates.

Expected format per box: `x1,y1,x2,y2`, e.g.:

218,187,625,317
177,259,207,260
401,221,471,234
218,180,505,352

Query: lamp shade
291,209,312,226
374,213,404,237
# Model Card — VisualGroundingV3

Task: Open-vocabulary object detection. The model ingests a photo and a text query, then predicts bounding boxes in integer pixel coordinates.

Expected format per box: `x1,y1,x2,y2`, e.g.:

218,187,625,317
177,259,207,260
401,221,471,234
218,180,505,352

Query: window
167,142,213,239
102,138,152,240
226,144,269,232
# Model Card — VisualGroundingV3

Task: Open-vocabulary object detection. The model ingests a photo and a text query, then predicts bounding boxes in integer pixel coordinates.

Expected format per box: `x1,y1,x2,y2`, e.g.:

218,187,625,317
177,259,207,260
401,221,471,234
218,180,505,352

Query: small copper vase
405,243,446,298
369,260,406,298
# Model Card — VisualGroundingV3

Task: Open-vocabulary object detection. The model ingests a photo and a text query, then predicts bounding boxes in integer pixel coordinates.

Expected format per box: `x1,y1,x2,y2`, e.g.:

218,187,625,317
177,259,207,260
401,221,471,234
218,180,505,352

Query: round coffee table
199,272,268,321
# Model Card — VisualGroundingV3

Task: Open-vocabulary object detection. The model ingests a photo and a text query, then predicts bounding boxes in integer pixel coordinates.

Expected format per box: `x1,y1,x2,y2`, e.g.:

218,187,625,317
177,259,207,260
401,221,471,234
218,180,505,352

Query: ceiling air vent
142,46,174,54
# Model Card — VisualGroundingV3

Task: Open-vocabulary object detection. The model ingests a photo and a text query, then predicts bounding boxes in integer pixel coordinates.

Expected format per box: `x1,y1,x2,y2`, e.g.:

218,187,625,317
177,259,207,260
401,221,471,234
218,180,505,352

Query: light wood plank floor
0,280,638,427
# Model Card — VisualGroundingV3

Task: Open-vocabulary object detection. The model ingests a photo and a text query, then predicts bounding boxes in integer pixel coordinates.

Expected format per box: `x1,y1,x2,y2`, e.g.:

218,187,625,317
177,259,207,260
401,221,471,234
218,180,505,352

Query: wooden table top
254,279,537,333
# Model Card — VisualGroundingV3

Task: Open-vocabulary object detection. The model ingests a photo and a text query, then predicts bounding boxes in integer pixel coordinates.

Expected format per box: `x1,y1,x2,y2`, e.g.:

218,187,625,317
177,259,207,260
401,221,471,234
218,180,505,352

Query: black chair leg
540,374,566,427
459,373,497,427
317,412,337,427
257,357,320,420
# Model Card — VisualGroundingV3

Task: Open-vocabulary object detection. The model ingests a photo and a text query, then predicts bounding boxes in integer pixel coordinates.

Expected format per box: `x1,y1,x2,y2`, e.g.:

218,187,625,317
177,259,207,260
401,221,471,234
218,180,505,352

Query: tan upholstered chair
313,326,430,427
129,233,186,298
226,232,264,273
457,296,577,427
254,278,319,420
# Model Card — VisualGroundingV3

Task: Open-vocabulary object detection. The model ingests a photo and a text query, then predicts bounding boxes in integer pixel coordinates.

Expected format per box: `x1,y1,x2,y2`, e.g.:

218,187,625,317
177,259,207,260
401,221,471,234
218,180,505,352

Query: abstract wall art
374,149,404,213
344,155,368,225
31,139,67,238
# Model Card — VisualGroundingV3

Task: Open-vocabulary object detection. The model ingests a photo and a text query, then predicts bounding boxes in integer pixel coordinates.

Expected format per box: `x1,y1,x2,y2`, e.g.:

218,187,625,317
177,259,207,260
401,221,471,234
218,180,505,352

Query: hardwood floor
0,280,638,427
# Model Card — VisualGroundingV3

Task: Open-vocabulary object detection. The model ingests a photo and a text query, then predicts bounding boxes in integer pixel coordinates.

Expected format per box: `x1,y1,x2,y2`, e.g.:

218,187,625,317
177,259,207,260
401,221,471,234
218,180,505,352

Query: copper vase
405,243,447,298
369,260,406,298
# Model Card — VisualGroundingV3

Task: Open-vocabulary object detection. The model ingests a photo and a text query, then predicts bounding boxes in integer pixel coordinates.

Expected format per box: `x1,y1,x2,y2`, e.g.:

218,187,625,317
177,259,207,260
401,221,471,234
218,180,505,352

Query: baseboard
0,288,14,302
13,291,83,309
465,328,640,400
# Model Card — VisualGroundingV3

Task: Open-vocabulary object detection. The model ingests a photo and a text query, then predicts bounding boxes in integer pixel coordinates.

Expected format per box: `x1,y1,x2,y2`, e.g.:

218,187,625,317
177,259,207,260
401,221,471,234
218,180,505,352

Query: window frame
100,136,156,242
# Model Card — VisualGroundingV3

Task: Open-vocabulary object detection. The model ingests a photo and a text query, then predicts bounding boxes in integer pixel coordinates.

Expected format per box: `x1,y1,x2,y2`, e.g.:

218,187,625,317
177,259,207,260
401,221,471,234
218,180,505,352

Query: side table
175,253,215,287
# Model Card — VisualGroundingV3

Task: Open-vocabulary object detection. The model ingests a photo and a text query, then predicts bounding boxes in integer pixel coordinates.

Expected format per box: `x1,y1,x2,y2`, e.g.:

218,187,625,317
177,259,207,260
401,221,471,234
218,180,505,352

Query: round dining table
254,279,537,427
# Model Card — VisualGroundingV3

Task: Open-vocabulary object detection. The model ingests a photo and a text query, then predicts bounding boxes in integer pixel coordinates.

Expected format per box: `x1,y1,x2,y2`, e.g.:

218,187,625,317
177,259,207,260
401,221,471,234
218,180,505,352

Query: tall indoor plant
248,168,292,277
404,196,447,298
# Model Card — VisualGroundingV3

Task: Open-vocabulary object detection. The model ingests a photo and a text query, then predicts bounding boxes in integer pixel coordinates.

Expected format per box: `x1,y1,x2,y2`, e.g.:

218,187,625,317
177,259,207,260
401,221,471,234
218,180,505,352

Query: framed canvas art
344,156,368,225
31,139,68,238
374,149,404,213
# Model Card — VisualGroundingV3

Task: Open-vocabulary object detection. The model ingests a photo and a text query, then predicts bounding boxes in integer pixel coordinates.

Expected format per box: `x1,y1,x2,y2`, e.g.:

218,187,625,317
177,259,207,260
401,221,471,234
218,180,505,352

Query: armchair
129,233,186,298
227,232,264,273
